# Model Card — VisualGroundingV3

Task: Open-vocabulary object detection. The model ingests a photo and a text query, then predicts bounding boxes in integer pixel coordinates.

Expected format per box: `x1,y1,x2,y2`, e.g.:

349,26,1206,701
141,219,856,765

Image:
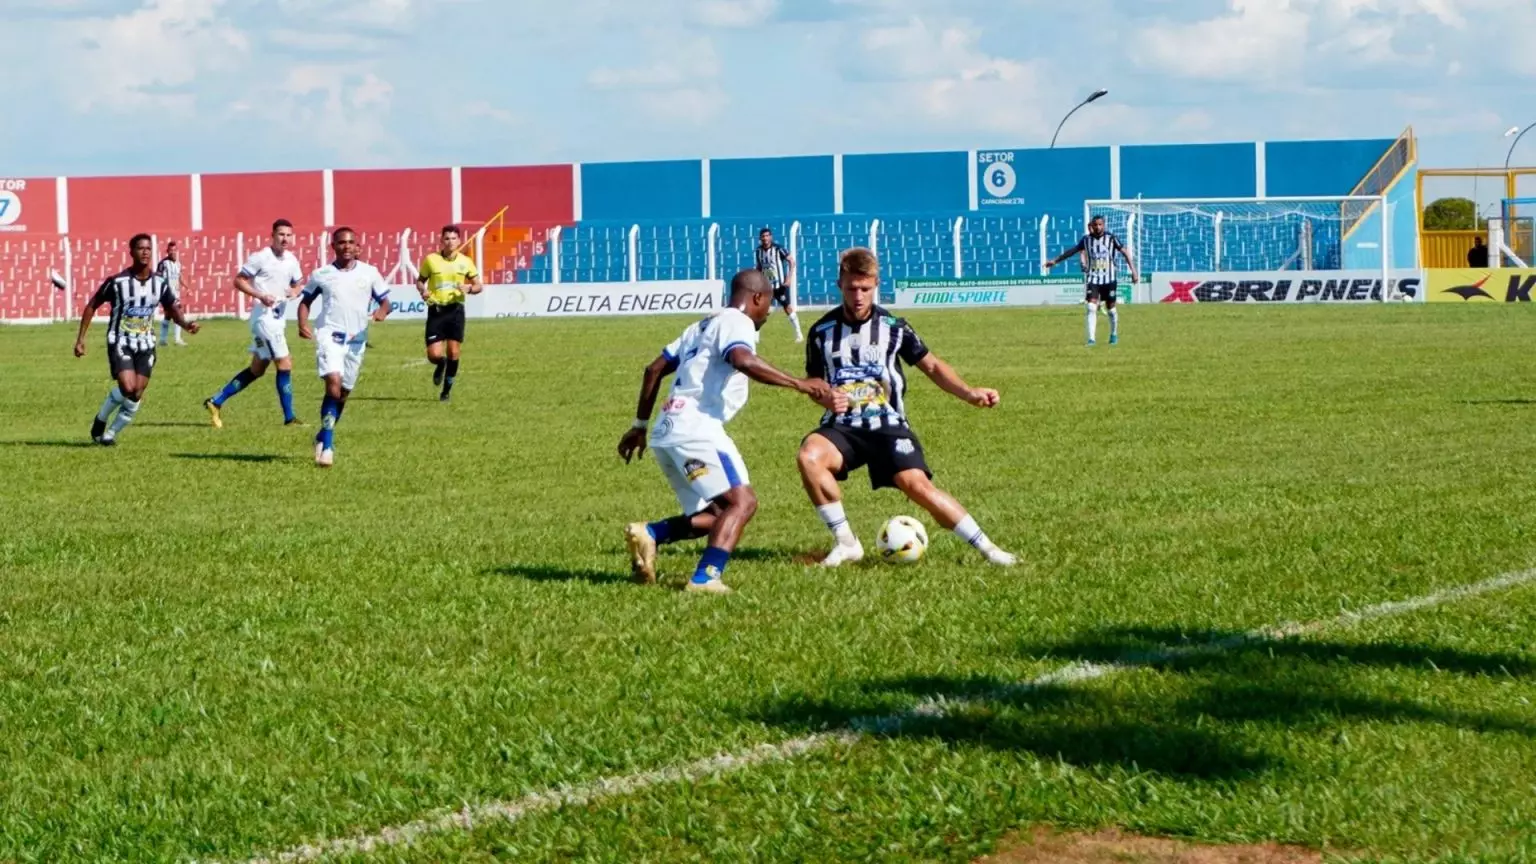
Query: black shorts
1085,282,1118,304
773,285,793,309
425,303,466,344
107,343,155,379
809,424,932,491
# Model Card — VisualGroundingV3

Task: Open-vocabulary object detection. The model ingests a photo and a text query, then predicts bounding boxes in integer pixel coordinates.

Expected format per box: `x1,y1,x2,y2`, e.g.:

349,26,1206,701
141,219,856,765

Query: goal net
1084,195,1396,300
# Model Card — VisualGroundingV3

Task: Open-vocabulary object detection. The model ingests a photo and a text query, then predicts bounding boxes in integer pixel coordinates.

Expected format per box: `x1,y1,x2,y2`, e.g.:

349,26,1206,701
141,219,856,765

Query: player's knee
892,469,931,498
796,441,828,475
732,486,759,518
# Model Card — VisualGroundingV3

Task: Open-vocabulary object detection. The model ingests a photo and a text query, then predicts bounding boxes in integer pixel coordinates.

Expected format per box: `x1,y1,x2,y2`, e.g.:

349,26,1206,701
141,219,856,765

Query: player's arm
234,261,277,307
914,353,999,408
465,259,483,295
296,277,321,340
72,280,112,357
900,320,997,408
618,352,679,463
725,346,833,401
415,259,431,300
1115,236,1139,282
159,280,200,335
1044,240,1084,271
370,274,391,322
782,246,796,288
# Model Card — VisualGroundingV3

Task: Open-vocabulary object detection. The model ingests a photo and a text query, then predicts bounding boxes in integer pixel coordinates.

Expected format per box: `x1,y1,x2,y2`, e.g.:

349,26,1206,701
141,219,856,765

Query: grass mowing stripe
229,567,1536,864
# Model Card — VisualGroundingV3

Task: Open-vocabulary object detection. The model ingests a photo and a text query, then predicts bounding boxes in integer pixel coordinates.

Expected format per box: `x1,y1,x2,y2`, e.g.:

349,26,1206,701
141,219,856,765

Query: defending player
204,219,306,426
73,233,201,445
756,227,803,343
296,227,390,468
1045,215,1138,346
618,269,842,594
156,240,189,347
796,247,1016,567
416,224,482,401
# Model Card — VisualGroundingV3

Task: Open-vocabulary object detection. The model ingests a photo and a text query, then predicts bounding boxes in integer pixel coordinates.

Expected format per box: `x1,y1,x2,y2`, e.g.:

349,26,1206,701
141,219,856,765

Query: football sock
817,502,858,545
275,369,296,422
1107,307,1119,338
316,395,340,450
96,386,124,423
212,368,259,407
692,545,731,585
647,515,695,545
443,359,459,395
952,515,997,551
108,397,140,437
789,311,803,340
431,356,445,384
1085,303,1098,342
160,319,172,343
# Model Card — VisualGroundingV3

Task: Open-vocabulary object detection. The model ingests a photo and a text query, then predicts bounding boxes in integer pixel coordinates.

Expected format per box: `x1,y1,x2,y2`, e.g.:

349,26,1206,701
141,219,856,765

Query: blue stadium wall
576,138,1398,223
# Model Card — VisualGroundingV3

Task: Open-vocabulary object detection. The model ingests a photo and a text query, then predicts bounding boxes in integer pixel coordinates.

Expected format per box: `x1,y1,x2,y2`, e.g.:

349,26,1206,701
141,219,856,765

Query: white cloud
62,0,250,113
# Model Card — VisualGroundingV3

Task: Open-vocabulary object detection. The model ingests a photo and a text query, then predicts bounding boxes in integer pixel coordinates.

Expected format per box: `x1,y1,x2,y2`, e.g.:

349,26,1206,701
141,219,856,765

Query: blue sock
275,370,295,422
692,546,730,585
317,395,340,449
212,369,258,407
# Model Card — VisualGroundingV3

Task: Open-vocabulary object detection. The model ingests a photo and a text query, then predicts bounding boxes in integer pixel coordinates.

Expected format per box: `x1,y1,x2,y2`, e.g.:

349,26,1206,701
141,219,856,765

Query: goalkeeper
1046,215,1138,346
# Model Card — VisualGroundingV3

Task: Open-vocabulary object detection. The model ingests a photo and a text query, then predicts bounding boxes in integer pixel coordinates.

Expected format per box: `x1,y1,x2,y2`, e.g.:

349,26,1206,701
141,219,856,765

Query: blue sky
3,0,1534,206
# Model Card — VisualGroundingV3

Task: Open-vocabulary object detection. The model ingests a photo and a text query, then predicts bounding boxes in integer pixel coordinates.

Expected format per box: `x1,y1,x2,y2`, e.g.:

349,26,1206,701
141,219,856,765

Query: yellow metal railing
1341,125,1415,241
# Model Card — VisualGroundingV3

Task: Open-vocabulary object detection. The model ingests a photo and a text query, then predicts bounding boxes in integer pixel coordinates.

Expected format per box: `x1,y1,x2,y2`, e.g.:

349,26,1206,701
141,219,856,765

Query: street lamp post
1050,88,1109,149
1505,121,1535,173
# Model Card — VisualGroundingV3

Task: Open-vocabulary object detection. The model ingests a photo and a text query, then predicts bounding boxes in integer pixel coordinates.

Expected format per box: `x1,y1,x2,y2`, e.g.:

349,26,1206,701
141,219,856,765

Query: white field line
229,568,1536,864
399,359,431,369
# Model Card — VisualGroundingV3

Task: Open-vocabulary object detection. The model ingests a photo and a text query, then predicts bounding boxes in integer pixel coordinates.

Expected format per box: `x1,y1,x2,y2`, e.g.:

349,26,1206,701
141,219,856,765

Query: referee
1046,215,1138,346
415,224,482,401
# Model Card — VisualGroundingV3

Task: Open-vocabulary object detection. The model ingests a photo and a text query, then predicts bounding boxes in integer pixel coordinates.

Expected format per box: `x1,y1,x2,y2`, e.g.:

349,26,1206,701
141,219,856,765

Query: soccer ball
877,515,928,564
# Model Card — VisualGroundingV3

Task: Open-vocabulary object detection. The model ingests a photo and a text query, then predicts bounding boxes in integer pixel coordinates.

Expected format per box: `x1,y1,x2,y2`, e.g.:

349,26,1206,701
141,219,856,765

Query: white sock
108,397,140,437
789,311,803,340
952,515,996,551
96,386,124,422
1085,303,1098,341
160,319,171,342
1107,307,1119,337
817,503,858,545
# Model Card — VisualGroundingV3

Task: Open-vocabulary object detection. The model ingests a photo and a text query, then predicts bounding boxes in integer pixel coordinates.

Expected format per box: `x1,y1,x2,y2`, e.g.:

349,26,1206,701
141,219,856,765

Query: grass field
1,304,1534,863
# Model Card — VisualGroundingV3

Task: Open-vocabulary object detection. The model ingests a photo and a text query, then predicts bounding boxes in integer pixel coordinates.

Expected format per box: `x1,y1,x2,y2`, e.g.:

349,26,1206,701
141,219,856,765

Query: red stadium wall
69,175,191,235
462,165,573,225
333,168,451,232
0,177,59,234
202,170,324,234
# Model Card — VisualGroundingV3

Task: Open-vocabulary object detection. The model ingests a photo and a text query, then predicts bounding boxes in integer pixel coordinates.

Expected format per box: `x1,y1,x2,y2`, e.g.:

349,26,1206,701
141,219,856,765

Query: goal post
1082,195,1396,301
1492,197,1536,267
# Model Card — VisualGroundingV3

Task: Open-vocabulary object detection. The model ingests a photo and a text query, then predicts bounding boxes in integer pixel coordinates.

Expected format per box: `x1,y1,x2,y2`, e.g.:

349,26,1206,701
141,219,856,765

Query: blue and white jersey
240,247,304,323
652,308,760,440
302,260,389,338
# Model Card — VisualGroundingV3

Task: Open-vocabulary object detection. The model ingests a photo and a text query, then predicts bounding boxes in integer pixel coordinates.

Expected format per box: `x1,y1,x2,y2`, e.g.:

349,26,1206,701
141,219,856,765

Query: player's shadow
139,421,211,428
170,452,297,464
487,563,630,585
347,395,422,402
0,439,98,449
750,626,1535,782
1459,398,1536,406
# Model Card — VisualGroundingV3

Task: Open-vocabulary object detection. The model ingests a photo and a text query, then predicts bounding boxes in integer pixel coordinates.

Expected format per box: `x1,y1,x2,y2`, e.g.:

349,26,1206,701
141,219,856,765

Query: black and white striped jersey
1065,231,1125,286
806,305,930,431
89,268,178,352
755,242,791,288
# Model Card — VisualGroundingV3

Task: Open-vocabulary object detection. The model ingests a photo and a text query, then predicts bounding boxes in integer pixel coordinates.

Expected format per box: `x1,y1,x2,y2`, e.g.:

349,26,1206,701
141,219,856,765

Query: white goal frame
1084,195,1393,300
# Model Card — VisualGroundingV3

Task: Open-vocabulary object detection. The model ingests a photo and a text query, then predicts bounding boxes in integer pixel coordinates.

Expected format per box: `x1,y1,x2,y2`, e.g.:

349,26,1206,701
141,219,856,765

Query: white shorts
315,329,368,391
652,427,750,516
249,315,290,361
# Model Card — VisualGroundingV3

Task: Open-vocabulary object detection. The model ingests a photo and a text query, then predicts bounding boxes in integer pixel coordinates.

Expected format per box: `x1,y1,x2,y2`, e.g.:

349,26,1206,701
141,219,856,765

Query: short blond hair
839,247,879,280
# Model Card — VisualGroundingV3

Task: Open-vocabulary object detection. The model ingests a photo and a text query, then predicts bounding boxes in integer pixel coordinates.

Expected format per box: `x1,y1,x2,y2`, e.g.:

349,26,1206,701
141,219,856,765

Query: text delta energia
494,286,720,318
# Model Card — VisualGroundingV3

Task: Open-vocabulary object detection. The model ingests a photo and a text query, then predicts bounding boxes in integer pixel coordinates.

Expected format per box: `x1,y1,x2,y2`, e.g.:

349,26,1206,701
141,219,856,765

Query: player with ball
797,247,1016,568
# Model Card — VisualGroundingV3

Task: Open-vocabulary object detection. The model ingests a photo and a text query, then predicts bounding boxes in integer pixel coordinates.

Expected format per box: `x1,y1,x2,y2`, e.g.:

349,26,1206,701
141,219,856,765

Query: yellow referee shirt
418,252,480,306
